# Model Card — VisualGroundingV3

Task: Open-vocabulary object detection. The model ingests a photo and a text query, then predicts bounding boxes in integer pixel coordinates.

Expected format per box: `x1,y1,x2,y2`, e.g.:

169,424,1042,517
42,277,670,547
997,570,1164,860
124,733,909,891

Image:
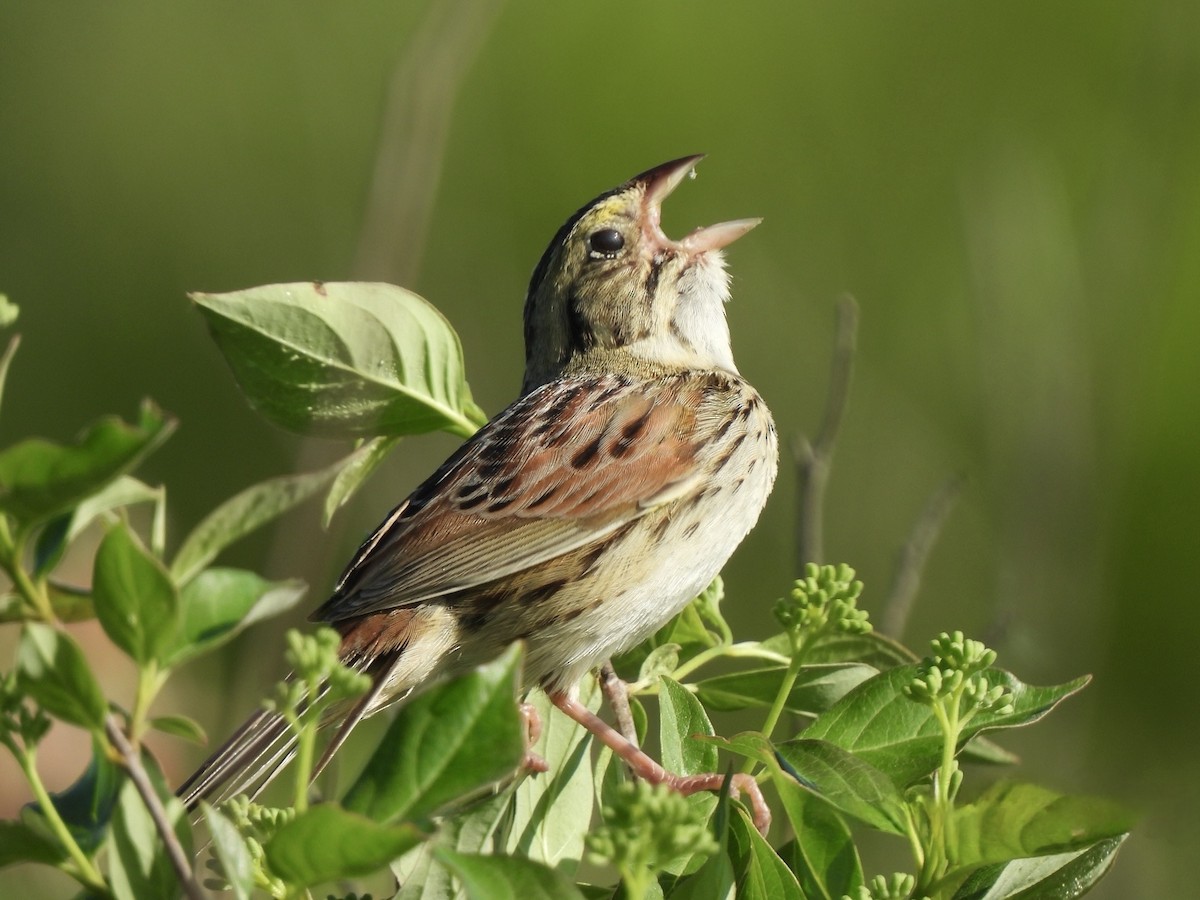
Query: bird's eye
588,228,625,256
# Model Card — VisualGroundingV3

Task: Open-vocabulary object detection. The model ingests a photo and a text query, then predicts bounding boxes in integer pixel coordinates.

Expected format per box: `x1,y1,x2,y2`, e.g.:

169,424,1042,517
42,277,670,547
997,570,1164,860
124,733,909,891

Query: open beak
635,155,761,254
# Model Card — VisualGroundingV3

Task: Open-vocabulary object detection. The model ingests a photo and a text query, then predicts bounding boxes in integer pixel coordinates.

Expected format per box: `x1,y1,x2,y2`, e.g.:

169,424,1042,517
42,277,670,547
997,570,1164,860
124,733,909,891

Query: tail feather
177,707,297,810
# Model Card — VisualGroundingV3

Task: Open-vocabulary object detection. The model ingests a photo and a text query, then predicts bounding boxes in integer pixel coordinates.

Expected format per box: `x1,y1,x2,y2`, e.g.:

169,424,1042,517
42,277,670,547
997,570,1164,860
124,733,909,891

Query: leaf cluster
0,285,1132,900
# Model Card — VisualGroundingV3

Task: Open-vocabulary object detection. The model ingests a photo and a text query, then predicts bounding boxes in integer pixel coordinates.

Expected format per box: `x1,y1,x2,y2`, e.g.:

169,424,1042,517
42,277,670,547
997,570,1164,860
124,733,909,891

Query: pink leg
520,702,548,774
550,691,771,835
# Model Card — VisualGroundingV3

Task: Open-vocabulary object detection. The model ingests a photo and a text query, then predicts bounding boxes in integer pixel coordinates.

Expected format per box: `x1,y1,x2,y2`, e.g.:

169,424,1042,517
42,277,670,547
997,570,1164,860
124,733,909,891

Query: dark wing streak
315,375,704,623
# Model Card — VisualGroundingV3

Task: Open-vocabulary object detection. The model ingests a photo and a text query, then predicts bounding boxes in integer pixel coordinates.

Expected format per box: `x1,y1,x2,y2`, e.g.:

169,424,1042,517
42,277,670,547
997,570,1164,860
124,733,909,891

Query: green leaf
164,568,306,666
659,677,718,777
265,803,426,887
505,683,597,872
191,282,485,439
960,735,1020,767
435,848,587,900
773,738,909,834
803,666,1090,786
775,790,863,900
0,820,66,868
344,644,525,823
200,803,254,900
108,773,191,900
0,401,174,529
728,807,805,899
950,834,1128,899
22,737,123,854
695,663,876,716
16,623,107,730
148,714,207,745
34,476,164,579
805,630,919,667
92,523,180,666
170,448,362,583
324,434,403,525
949,781,1135,871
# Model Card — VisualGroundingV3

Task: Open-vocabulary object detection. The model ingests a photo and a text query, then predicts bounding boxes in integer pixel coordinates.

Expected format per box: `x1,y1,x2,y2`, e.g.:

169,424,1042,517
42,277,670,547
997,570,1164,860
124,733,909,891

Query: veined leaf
192,282,487,439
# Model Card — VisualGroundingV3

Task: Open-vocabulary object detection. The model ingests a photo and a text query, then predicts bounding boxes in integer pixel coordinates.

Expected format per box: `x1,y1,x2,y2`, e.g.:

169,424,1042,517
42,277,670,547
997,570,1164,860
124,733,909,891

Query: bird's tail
177,659,392,812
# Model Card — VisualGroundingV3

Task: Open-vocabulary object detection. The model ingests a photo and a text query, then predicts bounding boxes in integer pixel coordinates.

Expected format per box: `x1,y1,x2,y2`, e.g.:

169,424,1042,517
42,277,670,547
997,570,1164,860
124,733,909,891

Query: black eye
589,228,625,256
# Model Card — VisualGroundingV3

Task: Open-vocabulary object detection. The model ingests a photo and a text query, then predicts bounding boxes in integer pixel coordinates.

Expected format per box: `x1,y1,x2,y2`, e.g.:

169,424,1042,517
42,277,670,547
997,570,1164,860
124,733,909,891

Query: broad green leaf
776,790,863,900
659,677,719,776
949,782,1135,871
0,820,66,868
345,644,525,823
435,848,587,899
505,683,597,872
638,642,681,684
774,738,909,834
170,446,367,583
803,666,1090,786
265,803,425,887
92,523,180,666
728,807,805,900
108,773,191,900
191,282,486,439
200,803,254,900
667,776,736,900
950,834,1127,899
703,732,866,897
392,788,515,900
16,623,107,730
34,476,164,578
324,434,403,525
149,714,207,745
0,401,174,529
960,735,1020,767
695,663,876,716
805,630,919,668
22,737,123,854
164,568,306,666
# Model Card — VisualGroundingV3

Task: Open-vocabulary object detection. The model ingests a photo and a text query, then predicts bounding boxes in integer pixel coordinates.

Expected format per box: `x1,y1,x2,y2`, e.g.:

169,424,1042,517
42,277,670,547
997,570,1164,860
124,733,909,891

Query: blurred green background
1,1,1196,896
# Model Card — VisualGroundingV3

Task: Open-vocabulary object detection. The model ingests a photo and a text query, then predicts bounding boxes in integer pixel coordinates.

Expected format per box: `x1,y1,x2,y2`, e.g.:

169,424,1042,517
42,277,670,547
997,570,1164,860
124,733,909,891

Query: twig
105,715,206,900
880,473,966,639
598,662,639,747
794,295,859,569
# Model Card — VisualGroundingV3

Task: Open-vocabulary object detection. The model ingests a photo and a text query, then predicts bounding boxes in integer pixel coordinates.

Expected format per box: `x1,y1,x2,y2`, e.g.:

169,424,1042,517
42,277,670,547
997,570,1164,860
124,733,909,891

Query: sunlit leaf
435,848,587,900
200,803,254,900
950,834,1128,899
92,523,179,666
695,663,876,717
149,714,207,745
803,666,1090,786
345,644,525,823
728,807,804,899
16,623,107,730
163,568,306,666
265,803,426,887
192,282,486,439
0,401,174,529
323,434,403,525
659,676,718,776
0,820,66,868
108,773,191,900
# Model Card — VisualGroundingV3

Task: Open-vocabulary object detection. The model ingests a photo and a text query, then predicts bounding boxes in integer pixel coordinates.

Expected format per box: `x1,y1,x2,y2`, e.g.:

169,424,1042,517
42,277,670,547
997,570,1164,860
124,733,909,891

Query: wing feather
314,373,713,622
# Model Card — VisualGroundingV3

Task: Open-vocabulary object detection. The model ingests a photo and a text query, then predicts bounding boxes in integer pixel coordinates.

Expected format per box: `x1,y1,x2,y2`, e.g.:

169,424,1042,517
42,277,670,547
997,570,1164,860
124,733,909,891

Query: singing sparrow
180,155,778,827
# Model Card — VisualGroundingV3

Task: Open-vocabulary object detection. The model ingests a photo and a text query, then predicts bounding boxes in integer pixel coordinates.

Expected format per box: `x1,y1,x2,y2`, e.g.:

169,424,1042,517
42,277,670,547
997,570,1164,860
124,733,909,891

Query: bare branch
880,473,966,638
598,662,638,747
795,295,859,569
105,716,205,900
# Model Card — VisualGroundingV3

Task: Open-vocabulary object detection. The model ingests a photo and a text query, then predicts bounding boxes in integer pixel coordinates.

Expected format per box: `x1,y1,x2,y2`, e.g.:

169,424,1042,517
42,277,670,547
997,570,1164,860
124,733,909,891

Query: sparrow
179,155,779,830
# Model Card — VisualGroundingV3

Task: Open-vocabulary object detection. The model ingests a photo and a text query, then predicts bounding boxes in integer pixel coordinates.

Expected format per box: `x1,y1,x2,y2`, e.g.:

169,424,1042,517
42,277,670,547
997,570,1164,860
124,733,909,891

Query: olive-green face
522,160,746,393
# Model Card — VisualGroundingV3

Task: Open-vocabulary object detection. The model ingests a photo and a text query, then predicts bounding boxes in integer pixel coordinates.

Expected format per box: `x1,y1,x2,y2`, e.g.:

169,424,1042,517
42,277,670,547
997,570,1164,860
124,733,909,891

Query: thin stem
129,663,161,744
880,473,965,639
105,716,205,900
0,522,55,622
661,642,790,688
742,636,811,775
795,295,858,569
292,717,317,815
598,662,638,746
19,746,108,892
